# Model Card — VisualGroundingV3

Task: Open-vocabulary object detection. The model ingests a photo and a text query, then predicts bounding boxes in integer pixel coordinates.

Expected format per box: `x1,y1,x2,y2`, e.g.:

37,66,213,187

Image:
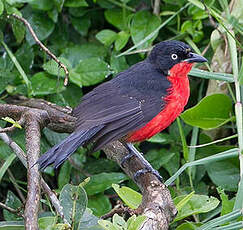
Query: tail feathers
37,126,104,170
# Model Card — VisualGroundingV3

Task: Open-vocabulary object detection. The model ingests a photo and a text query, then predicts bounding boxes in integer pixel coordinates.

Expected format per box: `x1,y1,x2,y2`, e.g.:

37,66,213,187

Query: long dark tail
37,126,104,170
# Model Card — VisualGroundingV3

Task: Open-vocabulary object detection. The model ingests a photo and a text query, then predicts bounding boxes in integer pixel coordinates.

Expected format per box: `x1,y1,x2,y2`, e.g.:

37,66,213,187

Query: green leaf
98,220,117,230
0,221,24,229
217,188,234,216
188,0,205,9
110,51,129,74
3,191,22,221
130,11,161,49
180,94,233,129
15,43,34,73
0,154,16,182
58,161,71,190
23,10,55,46
176,222,199,230
173,194,220,222
29,0,54,11
78,208,103,230
30,72,65,96
59,184,88,228
176,191,195,211
115,31,130,51
113,214,127,229
2,117,22,129
146,149,176,170
84,172,128,196
64,0,88,7
147,133,172,144
71,17,91,36
206,158,240,191
72,57,110,87
0,1,4,16
61,43,107,68
112,184,142,209
88,194,112,217
96,29,117,46
105,9,132,31
53,0,65,12
127,215,146,230
38,216,56,230
43,57,72,77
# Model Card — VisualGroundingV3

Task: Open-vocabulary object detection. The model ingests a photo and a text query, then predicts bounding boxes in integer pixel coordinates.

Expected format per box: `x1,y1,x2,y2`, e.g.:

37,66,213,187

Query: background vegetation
0,0,242,229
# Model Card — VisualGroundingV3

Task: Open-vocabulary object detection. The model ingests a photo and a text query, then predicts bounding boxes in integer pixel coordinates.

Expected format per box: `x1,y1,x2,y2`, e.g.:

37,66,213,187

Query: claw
124,143,163,182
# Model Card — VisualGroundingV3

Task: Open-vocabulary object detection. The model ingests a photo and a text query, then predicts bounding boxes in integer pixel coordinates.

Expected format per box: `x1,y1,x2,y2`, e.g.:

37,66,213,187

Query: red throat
127,62,193,142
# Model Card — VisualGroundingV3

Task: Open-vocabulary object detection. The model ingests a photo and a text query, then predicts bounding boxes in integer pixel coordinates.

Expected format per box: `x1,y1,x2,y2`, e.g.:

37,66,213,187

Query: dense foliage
0,0,242,229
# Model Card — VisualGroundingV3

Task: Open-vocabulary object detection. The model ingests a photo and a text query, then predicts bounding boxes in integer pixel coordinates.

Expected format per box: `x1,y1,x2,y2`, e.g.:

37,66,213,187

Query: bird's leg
121,143,163,182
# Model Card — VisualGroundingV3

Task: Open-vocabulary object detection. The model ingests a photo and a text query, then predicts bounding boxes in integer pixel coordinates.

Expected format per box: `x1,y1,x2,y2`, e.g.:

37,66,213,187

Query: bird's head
148,40,207,75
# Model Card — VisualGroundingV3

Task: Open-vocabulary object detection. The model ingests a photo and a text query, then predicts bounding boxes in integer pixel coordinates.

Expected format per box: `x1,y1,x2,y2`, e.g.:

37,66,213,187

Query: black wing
72,60,171,150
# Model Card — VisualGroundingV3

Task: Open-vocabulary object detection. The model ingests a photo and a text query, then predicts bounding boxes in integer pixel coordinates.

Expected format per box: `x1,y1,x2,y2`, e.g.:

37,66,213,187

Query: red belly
127,62,192,142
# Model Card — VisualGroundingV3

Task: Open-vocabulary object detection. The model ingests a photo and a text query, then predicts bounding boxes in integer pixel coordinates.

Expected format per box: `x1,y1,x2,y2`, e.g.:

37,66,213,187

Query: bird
37,40,207,180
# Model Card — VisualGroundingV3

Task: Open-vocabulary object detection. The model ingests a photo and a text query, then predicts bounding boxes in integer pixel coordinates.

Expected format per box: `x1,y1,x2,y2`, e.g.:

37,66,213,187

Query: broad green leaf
146,149,176,170
0,154,16,182
130,11,161,49
98,220,117,230
0,71,15,94
127,215,146,230
96,29,117,46
206,158,240,191
180,94,233,129
6,0,32,4
43,57,72,77
58,161,71,190
3,191,22,221
15,43,34,73
112,184,142,209
176,191,195,211
72,57,110,87
64,0,88,7
59,184,88,228
0,221,24,229
78,208,103,230
188,0,205,9
217,188,234,216
71,17,91,36
11,19,25,43
29,0,54,11
147,133,172,144
110,51,129,74
54,0,65,12
113,214,127,229
61,43,107,67
88,194,112,217
0,1,4,16
84,172,128,196
115,31,130,51
173,194,219,222
176,222,199,230
30,72,65,96
105,9,132,31
38,216,56,230
23,10,55,46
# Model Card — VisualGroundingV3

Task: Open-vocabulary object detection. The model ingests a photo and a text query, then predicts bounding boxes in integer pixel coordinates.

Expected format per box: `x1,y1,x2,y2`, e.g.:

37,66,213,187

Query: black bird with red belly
37,40,207,180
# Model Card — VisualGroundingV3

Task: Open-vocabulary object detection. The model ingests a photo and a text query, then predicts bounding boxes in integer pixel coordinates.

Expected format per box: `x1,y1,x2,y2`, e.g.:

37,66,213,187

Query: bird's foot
134,167,163,182
122,143,163,182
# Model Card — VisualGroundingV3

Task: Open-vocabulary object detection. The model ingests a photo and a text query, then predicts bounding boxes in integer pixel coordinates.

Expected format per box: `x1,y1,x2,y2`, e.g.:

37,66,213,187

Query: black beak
184,52,207,63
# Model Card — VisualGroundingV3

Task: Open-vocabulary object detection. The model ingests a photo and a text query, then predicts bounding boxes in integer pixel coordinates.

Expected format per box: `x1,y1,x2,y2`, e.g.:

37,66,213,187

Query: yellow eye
171,53,178,60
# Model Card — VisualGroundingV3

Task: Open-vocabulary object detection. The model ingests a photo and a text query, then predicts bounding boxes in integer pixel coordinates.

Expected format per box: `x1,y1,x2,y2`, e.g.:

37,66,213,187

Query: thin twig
0,117,24,133
7,169,26,203
0,201,24,217
10,14,69,86
0,126,68,225
153,0,160,16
